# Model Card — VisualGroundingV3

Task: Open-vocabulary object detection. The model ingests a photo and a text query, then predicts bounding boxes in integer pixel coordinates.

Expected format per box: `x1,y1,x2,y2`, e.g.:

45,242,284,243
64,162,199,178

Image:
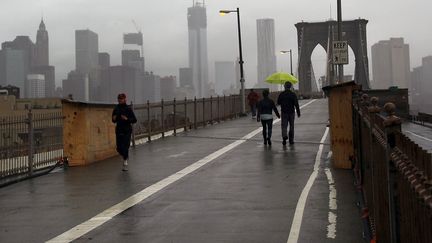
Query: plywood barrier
62,99,117,166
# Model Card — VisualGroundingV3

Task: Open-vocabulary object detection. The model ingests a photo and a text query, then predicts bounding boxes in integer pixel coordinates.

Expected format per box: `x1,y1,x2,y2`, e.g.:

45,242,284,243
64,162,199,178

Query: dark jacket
112,104,137,133
257,97,280,119
277,90,300,116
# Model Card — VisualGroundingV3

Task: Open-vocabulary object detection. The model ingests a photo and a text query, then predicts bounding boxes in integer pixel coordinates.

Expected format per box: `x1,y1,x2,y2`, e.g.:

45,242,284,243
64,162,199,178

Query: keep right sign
333,41,349,65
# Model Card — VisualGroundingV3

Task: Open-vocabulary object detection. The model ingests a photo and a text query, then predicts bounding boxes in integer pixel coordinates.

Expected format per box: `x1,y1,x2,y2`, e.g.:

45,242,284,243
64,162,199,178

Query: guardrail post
223,95,226,121
202,97,206,127
210,96,213,125
194,96,197,129
173,98,177,136
161,99,165,138
27,109,34,176
217,95,220,123
147,100,151,142
184,97,188,131
130,101,136,148
383,102,402,243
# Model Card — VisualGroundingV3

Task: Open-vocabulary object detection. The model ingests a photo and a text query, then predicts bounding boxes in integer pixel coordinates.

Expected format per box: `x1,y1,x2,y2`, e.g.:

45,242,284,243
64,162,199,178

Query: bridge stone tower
295,19,370,93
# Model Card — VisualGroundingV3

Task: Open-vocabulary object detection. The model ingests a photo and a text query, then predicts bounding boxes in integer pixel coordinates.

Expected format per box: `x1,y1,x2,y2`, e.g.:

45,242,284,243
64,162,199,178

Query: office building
187,1,209,98
98,52,110,69
371,38,410,89
215,61,236,95
160,76,176,100
75,29,99,74
62,71,88,101
0,49,27,97
257,19,277,89
35,19,49,66
26,74,45,98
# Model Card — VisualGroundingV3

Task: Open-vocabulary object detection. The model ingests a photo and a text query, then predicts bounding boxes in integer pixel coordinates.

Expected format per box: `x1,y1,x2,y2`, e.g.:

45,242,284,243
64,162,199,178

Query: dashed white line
406,130,432,142
287,126,329,243
47,99,317,243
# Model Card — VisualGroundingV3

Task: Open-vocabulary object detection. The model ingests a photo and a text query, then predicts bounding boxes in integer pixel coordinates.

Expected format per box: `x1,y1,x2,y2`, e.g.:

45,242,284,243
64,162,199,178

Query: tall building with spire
257,18,277,90
35,19,49,66
187,1,209,98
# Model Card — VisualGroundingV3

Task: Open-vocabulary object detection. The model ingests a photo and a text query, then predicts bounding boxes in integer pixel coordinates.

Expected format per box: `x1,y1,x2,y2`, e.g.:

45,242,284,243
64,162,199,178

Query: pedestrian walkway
0,99,364,243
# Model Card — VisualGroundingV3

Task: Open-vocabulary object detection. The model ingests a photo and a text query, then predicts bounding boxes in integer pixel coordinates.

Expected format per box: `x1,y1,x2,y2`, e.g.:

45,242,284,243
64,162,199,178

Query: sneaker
122,160,128,171
289,141,295,145
267,139,272,146
282,137,287,146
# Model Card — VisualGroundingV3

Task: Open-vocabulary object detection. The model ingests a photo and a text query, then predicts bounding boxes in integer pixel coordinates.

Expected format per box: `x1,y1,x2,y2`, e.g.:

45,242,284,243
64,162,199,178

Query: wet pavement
0,99,364,243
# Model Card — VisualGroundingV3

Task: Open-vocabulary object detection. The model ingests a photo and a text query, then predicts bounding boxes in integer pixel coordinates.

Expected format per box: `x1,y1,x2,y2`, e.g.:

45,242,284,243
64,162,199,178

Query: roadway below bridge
0,99,364,243
402,122,432,152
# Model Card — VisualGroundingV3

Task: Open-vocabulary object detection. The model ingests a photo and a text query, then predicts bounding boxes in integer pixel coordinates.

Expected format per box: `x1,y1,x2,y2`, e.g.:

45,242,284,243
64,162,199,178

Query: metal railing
131,95,246,144
352,94,432,243
0,110,64,186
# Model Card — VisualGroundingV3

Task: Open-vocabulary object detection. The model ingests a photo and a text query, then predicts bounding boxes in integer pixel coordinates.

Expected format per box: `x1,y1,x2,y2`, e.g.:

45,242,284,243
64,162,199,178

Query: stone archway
295,19,370,93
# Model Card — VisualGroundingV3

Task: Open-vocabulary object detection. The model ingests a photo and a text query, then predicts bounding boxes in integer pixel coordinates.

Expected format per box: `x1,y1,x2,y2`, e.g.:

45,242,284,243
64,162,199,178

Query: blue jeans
250,104,257,116
261,119,273,140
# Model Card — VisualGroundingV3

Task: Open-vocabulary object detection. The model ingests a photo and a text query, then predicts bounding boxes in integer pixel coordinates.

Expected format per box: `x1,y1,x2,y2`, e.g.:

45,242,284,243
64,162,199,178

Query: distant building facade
35,19,49,66
98,52,110,69
26,74,45,98
215,61,236,95
0,19,55,98
411,56,432,114
371,38,410,89
160,76,176,100
257,18,277,90
187,1,209,98
179,67,193,88
75,29,99,74
62,71,88,101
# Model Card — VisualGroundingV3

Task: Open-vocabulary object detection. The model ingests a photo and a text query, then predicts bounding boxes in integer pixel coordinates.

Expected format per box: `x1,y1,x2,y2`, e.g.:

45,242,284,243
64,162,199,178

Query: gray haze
1,0,431,87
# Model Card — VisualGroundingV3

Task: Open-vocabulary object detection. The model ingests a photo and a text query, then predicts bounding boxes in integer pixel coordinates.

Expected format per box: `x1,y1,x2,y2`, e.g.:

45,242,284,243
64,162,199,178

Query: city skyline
0,0,431,89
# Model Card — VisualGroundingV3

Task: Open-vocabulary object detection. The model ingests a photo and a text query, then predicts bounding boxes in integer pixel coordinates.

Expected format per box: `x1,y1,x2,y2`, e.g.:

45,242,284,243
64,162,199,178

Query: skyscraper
75,29,99,74
371,38,410,89
257,19,276,89
35,19,49,66
187,1,209,98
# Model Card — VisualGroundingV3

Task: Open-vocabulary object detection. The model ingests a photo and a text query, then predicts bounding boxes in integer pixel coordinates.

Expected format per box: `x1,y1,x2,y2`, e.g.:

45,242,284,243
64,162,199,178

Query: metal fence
0,110,64,185
131,95,246,144
352,94,432,243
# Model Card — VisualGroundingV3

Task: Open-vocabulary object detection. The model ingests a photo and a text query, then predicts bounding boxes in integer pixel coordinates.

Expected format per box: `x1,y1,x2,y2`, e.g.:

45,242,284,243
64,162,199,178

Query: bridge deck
0,99,364,243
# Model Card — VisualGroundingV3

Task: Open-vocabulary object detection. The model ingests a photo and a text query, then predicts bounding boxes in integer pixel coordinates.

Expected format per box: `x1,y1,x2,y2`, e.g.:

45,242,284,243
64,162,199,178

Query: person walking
277,82,300,145
247,89,259,118
257,89,280,146
112,93,137,171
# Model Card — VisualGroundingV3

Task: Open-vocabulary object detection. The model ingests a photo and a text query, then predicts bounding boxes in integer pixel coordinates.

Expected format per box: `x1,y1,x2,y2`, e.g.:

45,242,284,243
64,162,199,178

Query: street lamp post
280,49,293,75
219,7,246,115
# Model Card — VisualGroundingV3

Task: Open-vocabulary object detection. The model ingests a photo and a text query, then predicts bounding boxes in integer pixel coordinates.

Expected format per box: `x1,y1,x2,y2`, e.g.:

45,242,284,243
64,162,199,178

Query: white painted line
48,99,318,243
406,130,432,142
167,151,188,158
287,127,330,243
325,164,337,239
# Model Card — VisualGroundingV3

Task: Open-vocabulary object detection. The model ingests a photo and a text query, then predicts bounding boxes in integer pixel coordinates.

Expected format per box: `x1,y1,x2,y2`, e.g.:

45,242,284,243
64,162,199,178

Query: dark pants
116,131,131,160
281,112,295,143
250,104,257,117
261,119,273,140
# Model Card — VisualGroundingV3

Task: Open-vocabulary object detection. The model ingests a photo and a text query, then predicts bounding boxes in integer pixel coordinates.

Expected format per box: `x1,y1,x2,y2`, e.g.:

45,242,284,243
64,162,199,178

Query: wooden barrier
62,100,117,166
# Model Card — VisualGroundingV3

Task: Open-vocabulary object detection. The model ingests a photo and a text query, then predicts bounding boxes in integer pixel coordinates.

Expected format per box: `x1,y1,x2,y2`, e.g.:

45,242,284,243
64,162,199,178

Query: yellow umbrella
265,72,298,85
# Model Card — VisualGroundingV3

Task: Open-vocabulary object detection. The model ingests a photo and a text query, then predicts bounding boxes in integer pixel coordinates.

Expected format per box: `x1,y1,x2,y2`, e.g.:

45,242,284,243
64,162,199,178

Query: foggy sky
1,0,431,87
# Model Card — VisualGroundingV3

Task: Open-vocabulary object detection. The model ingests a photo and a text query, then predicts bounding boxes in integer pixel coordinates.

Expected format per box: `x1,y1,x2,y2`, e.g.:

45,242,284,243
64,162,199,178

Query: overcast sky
1,0,431,88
